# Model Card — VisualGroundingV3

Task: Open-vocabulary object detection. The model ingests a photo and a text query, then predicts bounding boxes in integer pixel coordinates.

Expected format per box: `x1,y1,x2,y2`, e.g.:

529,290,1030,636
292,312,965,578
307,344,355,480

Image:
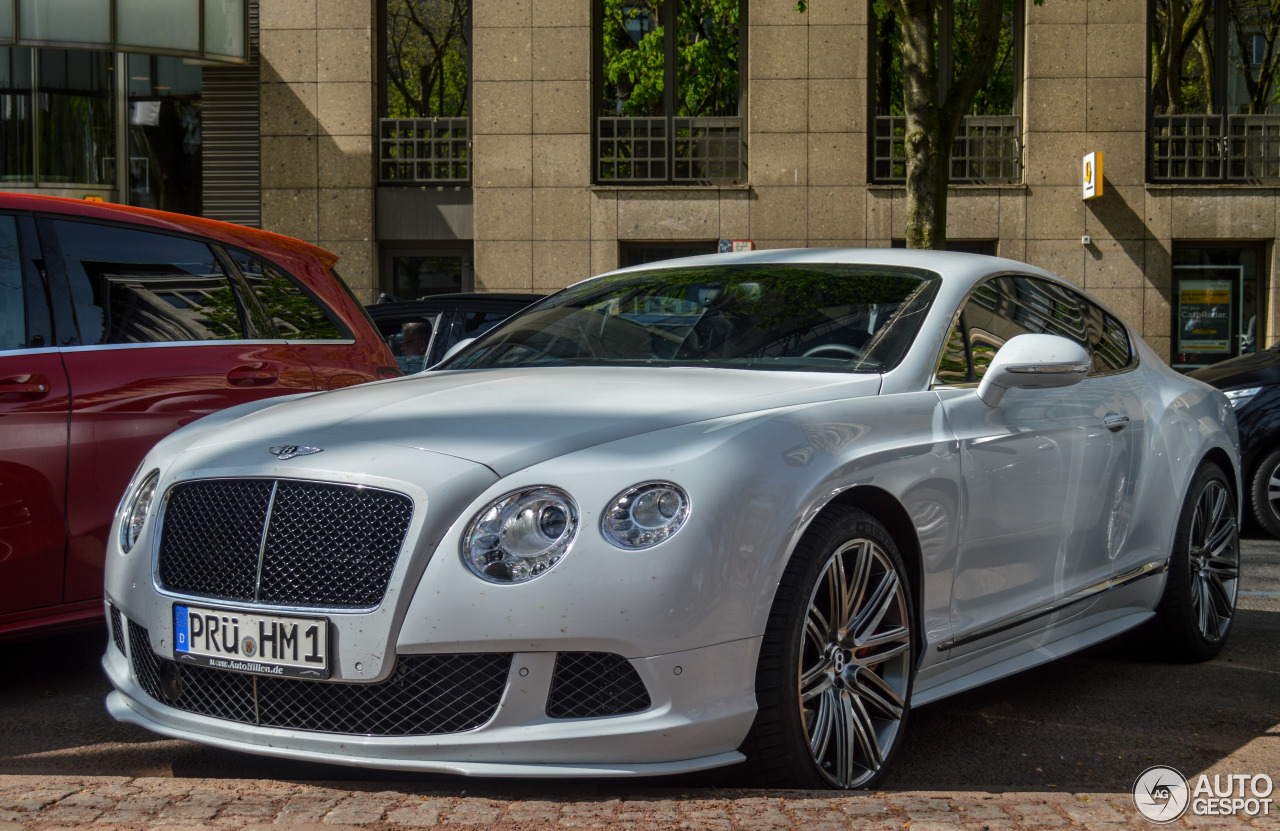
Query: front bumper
103,625,759,777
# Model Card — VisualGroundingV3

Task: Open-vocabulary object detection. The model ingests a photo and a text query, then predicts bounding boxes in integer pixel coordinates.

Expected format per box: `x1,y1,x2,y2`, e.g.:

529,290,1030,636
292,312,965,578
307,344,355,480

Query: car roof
366,293,542,318
592,247,1061,288
0,193,338,268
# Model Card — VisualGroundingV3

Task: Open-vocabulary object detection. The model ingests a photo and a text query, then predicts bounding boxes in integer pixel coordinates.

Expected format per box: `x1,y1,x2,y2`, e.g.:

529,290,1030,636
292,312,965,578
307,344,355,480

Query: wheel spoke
841,543,873,633
825,555,848,633
851,570,900,647
1206,516,1237,558
806,604,832,647
855,625,911,663
848,691,884,775
851,665,906,719
800,659,835,702
1196,577,1213,637
1206,573,1235,624
834,690,856,785
807,688,834,759
1269,472,1280,504
1206,554,1240,581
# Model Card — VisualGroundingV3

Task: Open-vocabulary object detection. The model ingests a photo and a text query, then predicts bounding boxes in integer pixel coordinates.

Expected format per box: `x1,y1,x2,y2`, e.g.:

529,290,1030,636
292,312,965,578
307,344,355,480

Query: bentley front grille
156,478,414,608
128,623,511,735
546,652,652,719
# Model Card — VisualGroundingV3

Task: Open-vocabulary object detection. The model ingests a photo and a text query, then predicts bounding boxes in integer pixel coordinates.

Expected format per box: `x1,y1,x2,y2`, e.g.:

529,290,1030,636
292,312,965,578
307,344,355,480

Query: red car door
42,218,317,604
0,214,71,620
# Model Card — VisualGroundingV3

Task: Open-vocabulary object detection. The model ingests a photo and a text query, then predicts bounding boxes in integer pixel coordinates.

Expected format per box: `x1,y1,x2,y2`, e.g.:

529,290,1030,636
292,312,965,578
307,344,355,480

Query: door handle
1103,412,1130,432
227,363,279,387
0,375,51,398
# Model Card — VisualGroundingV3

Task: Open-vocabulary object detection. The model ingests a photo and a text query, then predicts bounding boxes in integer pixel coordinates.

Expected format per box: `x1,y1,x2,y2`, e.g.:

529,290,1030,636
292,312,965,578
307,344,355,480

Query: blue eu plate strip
174,605,189,653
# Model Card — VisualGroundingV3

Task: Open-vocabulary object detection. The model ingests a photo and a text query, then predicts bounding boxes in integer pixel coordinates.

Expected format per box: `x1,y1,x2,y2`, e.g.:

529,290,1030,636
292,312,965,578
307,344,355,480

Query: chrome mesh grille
109,604,126,655
128,622,511,735
546,652,651,719
157,479,414,608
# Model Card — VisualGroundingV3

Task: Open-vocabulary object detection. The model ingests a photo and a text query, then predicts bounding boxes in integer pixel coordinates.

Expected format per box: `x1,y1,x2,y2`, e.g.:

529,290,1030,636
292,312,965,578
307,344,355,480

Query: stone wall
259,0,377,299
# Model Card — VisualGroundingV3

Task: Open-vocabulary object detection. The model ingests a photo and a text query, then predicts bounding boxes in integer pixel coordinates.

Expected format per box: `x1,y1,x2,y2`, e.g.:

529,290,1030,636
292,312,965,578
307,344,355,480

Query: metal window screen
1228,114,1280,180
379,117,470,184
598,117,668,182
672,117,744,183
1150,114,1224,182
951,116,1021,183
873,115,1021,184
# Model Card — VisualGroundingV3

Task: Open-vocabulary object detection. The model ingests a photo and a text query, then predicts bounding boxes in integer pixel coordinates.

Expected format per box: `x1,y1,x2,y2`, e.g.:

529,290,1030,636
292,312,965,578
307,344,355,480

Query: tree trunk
899,1,946,249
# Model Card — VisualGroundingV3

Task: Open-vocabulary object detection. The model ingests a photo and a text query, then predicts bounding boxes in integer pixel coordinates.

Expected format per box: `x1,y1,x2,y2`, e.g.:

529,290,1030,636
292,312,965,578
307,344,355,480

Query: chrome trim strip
936,559,1168,651
60,340,293,352
253,481,280,603
0,346,61,357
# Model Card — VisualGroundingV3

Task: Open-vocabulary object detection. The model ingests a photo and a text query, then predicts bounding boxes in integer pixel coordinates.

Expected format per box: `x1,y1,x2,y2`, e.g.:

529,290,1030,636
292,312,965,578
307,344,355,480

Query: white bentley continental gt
103,249,1241,789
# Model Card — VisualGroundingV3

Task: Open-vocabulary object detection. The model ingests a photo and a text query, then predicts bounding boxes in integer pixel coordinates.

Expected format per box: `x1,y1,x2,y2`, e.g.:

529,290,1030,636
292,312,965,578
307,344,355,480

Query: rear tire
741,505,915,789
1154,462,1240,662
1249,447,1280,538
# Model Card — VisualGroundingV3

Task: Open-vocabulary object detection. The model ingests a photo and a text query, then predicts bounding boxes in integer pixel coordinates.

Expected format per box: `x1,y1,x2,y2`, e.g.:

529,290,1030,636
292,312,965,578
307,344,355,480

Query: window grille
873,115,1021,184
1150,115,1224,182
379,117,469,184
598,116,744,185
1228,115,1280,180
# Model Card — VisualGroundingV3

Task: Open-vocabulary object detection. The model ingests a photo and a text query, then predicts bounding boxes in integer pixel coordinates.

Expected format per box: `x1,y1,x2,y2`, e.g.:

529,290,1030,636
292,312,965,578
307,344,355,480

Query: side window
1085,301,1134,374
940,276,1092,384
934,314,972,386
230,250,346,340
53,220,244,344
460,309,512,339
0,216,38,351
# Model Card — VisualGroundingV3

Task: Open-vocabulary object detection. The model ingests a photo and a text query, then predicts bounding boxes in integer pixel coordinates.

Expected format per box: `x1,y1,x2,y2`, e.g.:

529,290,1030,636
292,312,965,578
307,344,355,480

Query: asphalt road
1,536,1276,796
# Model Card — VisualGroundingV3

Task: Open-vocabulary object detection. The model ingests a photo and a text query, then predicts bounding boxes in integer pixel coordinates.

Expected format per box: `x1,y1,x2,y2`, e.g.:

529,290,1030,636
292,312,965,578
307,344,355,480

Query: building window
871,0,1023,184
1150,0,1280,181
619,240,718,267
127,55,203,216
595,0,745,185
380,243,473,299
1171,244,1264,369
379,0,470,184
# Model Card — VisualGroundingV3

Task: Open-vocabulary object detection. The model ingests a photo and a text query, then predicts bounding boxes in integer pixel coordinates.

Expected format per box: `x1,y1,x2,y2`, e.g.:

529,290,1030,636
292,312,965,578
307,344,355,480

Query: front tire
743,505,915,789
1155,462,1241,661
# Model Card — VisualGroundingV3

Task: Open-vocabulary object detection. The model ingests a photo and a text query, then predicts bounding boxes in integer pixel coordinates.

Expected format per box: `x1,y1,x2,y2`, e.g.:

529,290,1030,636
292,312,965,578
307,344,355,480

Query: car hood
1189,348,1280,389
186,366,883,475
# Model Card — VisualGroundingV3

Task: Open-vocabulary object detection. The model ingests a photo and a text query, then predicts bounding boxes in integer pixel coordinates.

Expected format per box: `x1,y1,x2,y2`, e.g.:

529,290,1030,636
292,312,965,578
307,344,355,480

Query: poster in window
1177,280,1232,353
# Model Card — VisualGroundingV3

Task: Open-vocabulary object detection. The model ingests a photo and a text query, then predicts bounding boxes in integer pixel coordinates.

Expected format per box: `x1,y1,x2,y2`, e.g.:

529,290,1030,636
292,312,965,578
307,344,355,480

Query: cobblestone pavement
0,776,1276,830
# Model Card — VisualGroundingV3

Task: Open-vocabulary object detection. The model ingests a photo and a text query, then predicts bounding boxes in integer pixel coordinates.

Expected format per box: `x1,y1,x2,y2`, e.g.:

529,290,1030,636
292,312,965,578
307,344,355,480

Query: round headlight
120,469,160,554
462,486,579,583
602,481,690,549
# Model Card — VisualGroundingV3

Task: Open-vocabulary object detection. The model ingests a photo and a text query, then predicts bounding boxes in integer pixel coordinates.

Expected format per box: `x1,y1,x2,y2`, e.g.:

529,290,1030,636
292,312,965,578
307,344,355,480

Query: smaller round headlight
120,469,160,554
602,482,690,549
462,486,579,583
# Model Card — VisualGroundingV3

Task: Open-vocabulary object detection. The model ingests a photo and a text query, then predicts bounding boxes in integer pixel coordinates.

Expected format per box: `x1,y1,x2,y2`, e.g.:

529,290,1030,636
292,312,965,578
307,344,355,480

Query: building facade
7,0,1280,369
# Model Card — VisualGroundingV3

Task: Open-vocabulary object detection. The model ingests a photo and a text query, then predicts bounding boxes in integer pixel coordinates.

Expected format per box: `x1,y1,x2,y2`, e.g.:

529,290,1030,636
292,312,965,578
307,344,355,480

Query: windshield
442,263,941,373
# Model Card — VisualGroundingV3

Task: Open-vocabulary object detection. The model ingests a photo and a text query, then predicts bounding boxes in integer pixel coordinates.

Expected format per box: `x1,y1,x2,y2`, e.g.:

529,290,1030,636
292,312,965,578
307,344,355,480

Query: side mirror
977,334,1091,408
436,336,476,367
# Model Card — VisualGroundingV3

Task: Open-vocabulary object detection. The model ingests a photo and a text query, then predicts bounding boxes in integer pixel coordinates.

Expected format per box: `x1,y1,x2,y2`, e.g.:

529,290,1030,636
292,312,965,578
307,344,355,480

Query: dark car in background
0,194,397,641
367,292,540,373
1191,346,1280,536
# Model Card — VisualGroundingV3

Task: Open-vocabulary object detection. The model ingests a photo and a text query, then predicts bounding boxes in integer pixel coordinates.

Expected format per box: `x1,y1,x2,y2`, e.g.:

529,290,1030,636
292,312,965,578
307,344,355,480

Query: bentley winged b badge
269,445,323,460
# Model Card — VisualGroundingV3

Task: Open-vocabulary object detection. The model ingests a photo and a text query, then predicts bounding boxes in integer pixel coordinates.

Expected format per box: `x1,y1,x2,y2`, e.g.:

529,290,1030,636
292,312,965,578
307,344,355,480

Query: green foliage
871,0,1016,117
384,0,468,118
601,0,739,117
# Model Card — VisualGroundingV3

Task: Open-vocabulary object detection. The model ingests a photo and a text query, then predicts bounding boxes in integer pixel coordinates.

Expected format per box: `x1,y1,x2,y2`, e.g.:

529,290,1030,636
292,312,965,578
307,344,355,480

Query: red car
0,195,398,641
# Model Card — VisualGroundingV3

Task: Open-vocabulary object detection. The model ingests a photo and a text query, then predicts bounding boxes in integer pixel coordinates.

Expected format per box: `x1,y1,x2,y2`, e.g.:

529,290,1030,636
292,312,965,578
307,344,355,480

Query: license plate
173,604,330,679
